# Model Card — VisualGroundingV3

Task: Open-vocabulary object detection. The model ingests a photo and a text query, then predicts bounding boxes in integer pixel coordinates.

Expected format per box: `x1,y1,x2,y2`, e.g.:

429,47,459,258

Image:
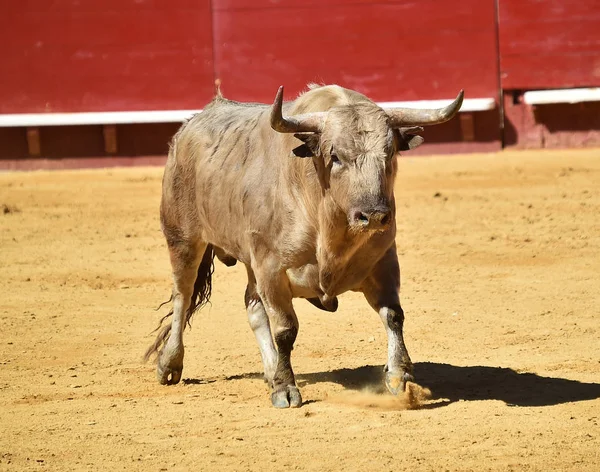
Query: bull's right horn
386,90,464,127
270,86,326,134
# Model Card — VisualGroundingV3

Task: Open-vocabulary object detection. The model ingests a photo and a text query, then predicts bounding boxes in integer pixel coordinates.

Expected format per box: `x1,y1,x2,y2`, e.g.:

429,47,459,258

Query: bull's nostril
381,213,391,226
352,210,369,225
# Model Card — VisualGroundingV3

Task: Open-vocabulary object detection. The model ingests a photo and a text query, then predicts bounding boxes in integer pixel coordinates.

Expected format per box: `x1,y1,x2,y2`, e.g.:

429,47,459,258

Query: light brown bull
145,83,463,408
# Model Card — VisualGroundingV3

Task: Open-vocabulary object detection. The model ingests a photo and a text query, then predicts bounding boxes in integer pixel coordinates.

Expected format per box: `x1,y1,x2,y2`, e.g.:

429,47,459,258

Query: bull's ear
397,126,424,151
292,144,313,158
292,133,320,158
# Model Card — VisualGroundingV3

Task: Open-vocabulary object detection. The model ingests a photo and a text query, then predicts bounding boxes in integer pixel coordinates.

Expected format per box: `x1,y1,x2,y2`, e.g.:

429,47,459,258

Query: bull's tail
143,244,215,362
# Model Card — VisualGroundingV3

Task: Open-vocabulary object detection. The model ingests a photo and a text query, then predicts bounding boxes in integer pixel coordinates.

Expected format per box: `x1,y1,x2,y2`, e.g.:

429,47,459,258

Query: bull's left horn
270,86,326,133
386,90,464,127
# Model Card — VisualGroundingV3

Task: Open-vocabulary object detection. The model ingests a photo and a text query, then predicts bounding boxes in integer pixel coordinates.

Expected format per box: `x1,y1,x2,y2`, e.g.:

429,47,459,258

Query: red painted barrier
0,0,215,113
499,0,600,89
499,0,600,149
213,0,498,102
1,0,600,165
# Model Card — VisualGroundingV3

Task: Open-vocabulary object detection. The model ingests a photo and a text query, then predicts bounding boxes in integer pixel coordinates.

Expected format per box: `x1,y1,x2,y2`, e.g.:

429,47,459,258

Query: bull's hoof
157,362,183,385
156,347,184,385
385,371,414,396
271,385,302,408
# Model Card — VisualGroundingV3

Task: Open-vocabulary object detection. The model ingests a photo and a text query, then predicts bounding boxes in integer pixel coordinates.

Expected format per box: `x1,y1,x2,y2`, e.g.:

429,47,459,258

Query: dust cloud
327,382,433,411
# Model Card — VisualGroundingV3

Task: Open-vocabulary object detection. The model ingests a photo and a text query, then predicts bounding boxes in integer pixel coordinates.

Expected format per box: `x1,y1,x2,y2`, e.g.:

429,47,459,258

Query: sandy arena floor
1,149,599,471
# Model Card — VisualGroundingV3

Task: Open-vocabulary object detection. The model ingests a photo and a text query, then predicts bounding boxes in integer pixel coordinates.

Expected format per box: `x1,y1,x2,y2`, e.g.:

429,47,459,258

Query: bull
145,83,463,408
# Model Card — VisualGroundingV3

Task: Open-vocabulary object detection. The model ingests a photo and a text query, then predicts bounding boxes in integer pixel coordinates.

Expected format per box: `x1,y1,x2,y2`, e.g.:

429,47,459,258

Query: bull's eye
330,153,340,165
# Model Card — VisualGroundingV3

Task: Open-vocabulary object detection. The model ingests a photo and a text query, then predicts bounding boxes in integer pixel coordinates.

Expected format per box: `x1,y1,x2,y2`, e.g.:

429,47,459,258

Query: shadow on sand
295,363,600,407
189,363,600,408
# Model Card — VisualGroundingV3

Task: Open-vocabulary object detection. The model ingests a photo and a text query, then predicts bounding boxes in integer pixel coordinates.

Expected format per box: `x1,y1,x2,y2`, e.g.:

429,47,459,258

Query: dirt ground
1,148,599,471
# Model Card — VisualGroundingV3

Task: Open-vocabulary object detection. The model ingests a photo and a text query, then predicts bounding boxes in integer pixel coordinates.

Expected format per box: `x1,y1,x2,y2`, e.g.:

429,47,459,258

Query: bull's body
148,84,463,407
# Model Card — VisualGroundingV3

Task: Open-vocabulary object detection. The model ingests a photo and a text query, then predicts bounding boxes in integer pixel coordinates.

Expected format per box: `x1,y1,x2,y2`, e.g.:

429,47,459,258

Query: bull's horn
270,86,326,133
386,90,464,127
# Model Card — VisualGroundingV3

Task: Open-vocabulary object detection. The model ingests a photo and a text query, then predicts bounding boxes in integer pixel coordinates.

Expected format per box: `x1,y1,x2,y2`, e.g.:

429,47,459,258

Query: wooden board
0,0,215,113
213,0,499,103
499,0,600,89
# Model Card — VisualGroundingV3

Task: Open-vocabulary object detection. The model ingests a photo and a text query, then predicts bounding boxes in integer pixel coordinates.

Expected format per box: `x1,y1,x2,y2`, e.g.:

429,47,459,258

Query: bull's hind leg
156,240,207,385
244,266,277,383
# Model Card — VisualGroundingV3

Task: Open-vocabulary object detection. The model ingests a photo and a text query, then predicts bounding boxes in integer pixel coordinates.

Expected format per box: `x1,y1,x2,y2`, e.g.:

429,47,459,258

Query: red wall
499,0,600,149
1,0,600,167
213,0,498,102
499,0,600,90
2,1,599,112
0,0,498,114
0,0,215,113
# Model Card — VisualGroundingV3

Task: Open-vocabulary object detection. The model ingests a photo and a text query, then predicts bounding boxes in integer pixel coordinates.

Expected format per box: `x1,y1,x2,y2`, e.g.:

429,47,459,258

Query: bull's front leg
254,264,302,409
361,244,414,395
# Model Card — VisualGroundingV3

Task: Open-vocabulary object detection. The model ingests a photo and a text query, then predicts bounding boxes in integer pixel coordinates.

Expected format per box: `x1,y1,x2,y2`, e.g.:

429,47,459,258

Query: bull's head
270,86,463,231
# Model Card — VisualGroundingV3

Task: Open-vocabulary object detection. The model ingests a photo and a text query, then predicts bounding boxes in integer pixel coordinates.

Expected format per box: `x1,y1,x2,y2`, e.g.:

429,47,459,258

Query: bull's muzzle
349,206,392,231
